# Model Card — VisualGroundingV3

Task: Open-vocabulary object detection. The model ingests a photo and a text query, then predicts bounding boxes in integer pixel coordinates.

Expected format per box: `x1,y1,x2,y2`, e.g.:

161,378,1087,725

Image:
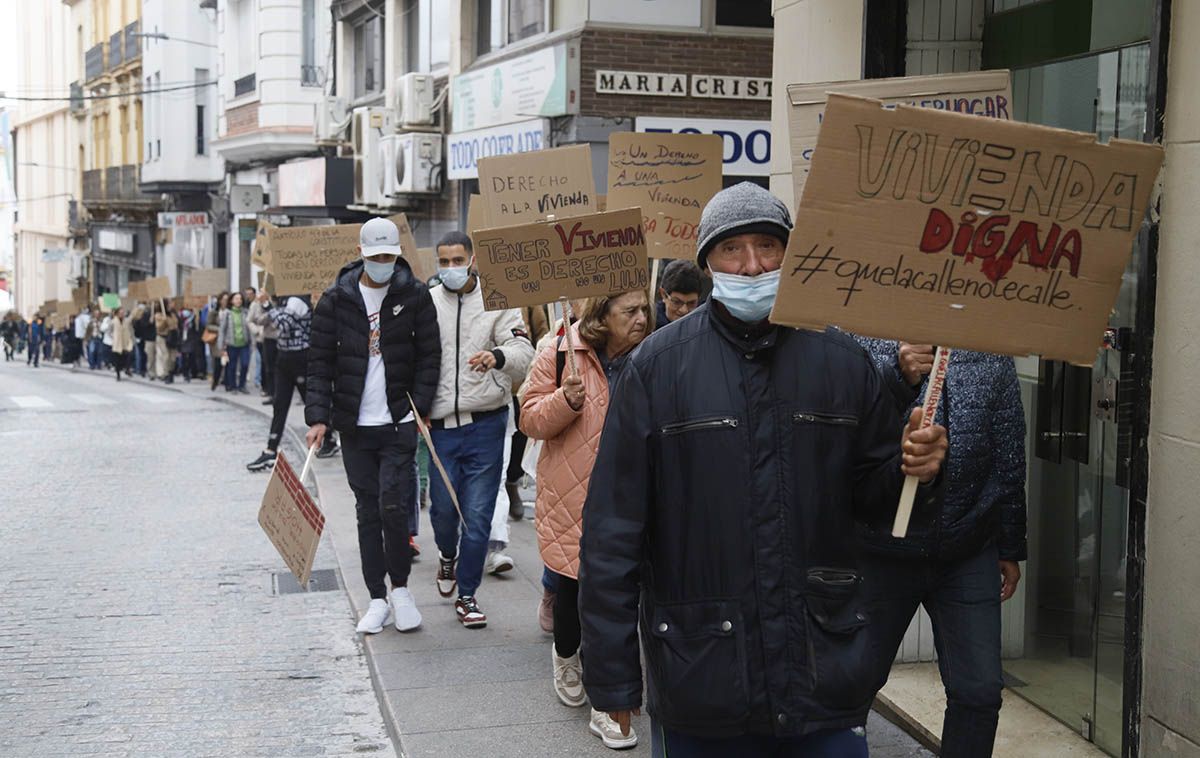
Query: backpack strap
555,334,566,388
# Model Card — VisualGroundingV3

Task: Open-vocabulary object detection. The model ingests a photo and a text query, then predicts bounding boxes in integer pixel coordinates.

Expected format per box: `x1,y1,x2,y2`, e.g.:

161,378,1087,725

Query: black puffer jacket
305,259,440,431
578,303,937,739
854,338,1027,562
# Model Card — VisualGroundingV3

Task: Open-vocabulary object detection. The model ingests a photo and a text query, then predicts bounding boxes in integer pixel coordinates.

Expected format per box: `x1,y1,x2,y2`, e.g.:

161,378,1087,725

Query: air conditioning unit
396,72,435,128
352,106,393,206
377,134,400,207
387,132,443,195
316,97,349,142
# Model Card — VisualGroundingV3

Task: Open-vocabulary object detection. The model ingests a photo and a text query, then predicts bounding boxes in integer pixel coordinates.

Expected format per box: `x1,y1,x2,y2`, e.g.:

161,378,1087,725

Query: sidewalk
46,362,930,757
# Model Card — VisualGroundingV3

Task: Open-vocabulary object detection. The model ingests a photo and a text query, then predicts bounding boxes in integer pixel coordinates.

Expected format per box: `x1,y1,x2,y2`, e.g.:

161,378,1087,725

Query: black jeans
861,541,1004,758
261,337,278,395
506,397,527,484
267,350,308,452
341,423,417,600
552,573,581,658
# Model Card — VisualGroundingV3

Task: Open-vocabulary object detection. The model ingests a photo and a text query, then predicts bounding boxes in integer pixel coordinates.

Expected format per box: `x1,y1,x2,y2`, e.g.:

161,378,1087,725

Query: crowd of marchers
0,182,1026,758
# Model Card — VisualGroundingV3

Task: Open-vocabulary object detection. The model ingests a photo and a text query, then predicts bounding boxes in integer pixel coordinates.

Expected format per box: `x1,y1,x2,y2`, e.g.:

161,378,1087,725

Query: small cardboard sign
127,281,146,301
41,300,57,315
478,144,597,226
607,132,723,260
143,276,172,301
412,248,438,285
472,207,649,311
71,286,90,311
253,220,275,269
391,213,437,284
54,299,75,315
100,293,120,312
120,296,136,312
51,312,70,329
258,452,325,586
787,70,1013,205
187,268,228,297
467,193,488,234
770,94,1165,366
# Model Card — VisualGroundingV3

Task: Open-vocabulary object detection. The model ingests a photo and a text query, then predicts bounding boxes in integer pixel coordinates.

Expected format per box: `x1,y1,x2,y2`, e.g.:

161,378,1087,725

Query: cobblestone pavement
0,358,394,758
4,355,933,758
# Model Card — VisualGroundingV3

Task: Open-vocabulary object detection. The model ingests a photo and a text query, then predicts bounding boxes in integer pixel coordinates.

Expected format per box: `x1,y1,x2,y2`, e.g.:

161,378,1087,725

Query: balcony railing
108,31,125,69
124,21,141,62
234,73,256,98
83,165,154,205
85,43,105,81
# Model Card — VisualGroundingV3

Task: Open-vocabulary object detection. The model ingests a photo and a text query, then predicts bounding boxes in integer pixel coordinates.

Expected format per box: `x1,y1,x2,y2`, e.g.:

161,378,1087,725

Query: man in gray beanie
578,182,949,756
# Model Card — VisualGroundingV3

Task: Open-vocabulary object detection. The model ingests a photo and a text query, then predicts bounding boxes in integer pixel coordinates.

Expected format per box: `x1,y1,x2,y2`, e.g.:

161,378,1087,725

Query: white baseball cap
360,217,402,258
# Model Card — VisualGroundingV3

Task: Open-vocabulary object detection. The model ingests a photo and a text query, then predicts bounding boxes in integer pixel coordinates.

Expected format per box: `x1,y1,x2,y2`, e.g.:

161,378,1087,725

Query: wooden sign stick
649,258,661,302
408,393,465,525
560,297,578,378
892,346,952,538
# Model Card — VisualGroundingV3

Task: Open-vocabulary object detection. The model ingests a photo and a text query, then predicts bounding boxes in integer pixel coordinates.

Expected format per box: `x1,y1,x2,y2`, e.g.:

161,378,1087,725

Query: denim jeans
428,408,507,599
861,541,1004,758
87,338,102,369
134,340,146,375
650,722,867,758
224,344,250,389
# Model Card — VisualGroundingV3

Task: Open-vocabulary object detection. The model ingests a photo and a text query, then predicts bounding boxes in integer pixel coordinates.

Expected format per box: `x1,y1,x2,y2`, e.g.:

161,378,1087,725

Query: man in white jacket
428,231,534,629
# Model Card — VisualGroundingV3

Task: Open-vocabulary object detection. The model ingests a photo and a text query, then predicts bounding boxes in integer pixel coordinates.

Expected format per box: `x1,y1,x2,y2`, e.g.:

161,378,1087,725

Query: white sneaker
552,645,587,707
390,587,422,632
356,598,392,634
485,551,515,575
589,708,638,750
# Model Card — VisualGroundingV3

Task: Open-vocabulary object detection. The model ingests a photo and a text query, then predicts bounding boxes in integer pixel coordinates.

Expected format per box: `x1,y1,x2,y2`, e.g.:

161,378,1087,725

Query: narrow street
0,358,392,757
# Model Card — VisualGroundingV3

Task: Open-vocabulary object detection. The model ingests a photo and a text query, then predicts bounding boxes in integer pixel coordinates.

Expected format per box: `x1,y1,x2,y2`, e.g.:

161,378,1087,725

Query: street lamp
129,32,217,49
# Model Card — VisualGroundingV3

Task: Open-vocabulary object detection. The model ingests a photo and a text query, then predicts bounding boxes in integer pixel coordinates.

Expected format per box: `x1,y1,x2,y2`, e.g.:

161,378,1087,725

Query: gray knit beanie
696,182,793,269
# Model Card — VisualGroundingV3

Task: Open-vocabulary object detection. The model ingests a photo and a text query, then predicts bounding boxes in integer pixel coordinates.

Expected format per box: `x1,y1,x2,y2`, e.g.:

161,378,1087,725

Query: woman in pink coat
520,289,651,750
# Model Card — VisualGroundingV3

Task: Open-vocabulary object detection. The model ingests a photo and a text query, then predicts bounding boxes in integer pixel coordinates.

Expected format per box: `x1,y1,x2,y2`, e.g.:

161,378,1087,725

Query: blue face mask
710,269,781,323
439,265,472,291
362,258,395,284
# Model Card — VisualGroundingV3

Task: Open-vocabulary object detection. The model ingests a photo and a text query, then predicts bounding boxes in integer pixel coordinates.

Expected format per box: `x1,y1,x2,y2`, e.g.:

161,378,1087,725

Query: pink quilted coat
519,323,609,579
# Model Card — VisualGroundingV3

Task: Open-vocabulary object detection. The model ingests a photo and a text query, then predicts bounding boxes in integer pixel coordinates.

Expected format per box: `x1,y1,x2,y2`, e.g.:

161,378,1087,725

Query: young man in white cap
306,217,441,633
427,231,534,629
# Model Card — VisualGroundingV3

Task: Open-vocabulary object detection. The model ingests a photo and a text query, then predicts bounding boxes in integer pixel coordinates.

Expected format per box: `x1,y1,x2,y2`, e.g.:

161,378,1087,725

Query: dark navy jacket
854,338,1027,562
579,303,937,739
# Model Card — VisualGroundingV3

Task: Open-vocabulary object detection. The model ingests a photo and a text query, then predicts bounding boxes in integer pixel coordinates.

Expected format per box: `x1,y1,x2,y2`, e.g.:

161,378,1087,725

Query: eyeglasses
666,295,699,310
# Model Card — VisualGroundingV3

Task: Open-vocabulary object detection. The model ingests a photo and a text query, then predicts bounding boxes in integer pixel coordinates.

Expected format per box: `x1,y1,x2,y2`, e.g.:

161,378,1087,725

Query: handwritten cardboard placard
71,286,90,311
770,94,1164,366
54,300,75,316
478,144,597,225
607,133,723,260
253,220,275,270
266,224,363,296
143,276,172,301
257,452,325,586
187,268,228,297
472,207,649,311
40,300,57,315
127,281,146,301
467,193,488,234
391,212,437,283
787,70,1012,207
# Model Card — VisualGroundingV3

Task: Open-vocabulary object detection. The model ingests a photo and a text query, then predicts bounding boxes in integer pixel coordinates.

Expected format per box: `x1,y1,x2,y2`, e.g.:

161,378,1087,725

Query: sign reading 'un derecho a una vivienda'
770,94,1164,366
472,207,649,311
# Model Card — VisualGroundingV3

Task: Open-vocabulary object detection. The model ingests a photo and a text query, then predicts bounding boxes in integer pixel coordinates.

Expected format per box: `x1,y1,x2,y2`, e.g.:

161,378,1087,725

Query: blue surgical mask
362,258,395,284
710,269,781,323
439,265,471,291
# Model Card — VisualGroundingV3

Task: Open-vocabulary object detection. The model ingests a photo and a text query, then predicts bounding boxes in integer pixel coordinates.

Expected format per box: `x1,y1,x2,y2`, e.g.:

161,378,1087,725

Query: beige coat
110,316,135,354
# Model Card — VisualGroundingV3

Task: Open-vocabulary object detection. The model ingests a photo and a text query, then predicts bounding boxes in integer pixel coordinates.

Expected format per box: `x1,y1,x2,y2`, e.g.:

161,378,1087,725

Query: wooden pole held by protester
892,346,952,538
560,297,578,378
408,393,465,524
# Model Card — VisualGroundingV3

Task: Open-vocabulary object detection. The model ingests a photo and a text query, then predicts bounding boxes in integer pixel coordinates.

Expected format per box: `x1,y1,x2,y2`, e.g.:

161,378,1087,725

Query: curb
38,362,407,758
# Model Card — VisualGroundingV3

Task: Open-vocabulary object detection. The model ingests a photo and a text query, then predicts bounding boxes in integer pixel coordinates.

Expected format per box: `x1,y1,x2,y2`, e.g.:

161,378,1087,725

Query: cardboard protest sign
71,286,90,310
143,276,172,301
770,94,1165,366
466,194,488,233
253,220,275,269
257,451,325,586
127,281,146,301
41,300,57,315
391,213,437,284
607,133,723,259
597,194,606,212
187,268,228,297
54,300,75,315
472,207,649,311
478,145,597,226
120,296,136,312
787,71,1012,206
266,224,363,296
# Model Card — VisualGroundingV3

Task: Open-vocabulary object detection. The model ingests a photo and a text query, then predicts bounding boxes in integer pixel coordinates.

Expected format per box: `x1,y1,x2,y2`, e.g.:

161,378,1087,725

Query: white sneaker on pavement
485,551,515,575
552,645,587,707
356,598,392,634
390,587,422,632
589,708,638,750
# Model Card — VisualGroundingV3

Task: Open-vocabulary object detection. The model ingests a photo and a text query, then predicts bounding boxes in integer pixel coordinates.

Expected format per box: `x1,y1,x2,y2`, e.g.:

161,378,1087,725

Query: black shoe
316,437,340,459
506,481,525,521
246,451,277,472
261,398,273,405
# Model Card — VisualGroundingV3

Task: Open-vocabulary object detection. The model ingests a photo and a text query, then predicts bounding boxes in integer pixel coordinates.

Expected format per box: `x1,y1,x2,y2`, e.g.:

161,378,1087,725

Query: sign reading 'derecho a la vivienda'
472,207,649,311
770,94,1164,366
606,132,723,260
477,145,597,226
